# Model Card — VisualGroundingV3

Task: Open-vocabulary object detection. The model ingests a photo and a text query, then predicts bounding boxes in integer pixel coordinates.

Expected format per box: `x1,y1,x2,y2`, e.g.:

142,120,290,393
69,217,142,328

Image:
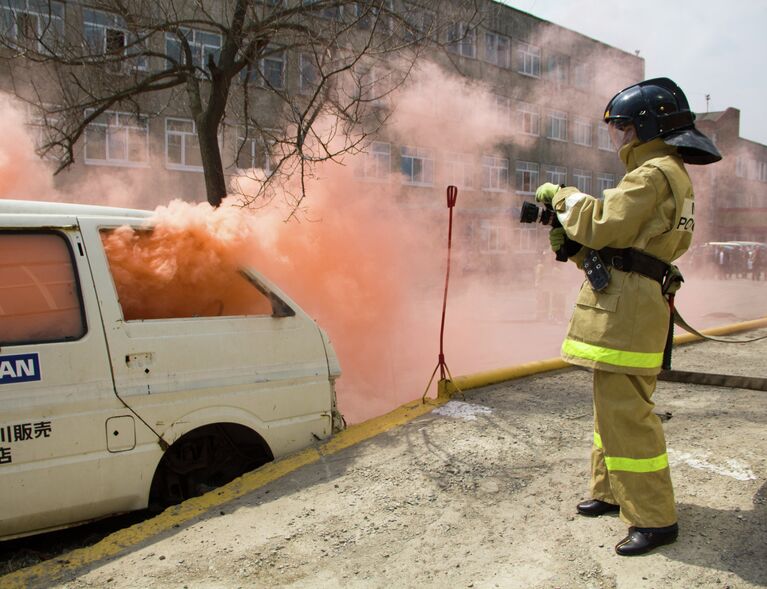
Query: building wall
692,108,767,244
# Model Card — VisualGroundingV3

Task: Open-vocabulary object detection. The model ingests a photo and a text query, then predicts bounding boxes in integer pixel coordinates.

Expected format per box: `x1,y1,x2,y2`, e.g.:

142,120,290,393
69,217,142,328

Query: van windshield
100,227,280,321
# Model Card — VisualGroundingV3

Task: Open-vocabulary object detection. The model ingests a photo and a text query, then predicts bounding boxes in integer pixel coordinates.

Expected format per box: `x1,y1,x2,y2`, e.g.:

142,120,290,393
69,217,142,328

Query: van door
0,221,135,539
76,217,334,458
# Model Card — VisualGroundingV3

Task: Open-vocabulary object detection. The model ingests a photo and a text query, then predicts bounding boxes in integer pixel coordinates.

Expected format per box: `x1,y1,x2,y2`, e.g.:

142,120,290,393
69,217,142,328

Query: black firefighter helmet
604,77,722,165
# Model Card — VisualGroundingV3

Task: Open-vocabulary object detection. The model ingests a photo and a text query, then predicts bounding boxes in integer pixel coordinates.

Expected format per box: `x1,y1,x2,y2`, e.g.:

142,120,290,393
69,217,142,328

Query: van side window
0,232,87,345
100,228,278,320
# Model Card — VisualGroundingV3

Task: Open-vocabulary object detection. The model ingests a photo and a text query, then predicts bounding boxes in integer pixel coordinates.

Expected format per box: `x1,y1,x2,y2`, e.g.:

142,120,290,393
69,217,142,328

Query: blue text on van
0,353,41,384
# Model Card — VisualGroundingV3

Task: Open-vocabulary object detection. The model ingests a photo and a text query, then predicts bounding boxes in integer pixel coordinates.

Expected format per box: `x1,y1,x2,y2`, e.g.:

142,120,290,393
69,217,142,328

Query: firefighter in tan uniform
535,78,721,556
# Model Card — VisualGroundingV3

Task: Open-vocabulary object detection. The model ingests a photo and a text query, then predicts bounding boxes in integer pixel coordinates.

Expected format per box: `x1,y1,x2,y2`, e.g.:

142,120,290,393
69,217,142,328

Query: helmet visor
607,121,634,151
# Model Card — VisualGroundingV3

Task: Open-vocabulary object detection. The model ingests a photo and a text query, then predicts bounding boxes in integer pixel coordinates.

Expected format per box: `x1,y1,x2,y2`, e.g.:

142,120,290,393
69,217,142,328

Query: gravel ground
46,329,767,589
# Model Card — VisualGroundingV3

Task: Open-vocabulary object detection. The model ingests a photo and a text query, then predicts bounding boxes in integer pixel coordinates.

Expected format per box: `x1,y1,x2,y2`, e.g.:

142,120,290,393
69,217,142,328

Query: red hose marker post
422,185,462,402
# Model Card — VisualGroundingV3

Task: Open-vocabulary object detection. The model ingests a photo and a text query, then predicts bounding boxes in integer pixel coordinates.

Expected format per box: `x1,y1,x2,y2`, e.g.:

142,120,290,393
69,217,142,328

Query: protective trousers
590,370,677,528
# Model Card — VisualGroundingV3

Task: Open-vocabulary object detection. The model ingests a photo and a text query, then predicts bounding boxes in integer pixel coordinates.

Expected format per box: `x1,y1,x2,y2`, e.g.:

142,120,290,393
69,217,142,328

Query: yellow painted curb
4,316,765,588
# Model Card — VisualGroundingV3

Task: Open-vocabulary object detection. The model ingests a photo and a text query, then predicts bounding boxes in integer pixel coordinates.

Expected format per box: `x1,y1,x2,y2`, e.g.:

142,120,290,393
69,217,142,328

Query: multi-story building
3,0,648,271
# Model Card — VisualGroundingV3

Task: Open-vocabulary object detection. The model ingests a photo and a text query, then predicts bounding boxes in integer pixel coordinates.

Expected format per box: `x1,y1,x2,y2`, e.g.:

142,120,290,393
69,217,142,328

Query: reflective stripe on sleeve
556,192,589,225
593,431,669,473
562,338,663,369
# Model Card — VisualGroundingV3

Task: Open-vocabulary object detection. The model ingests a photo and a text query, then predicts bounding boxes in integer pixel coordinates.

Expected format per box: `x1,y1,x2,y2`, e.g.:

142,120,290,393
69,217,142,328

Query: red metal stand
422,186,461,402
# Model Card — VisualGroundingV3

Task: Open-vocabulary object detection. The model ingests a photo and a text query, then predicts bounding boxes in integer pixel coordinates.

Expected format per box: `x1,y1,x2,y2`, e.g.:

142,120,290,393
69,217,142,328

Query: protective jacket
552,138,694,375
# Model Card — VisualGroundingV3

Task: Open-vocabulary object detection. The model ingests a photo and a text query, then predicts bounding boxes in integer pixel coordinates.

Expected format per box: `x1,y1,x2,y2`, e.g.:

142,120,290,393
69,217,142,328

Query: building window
83,8,147,72
85,110,149,167
1,0,64,53
572,62,590,91
573,118,592,147
515,161,539,194
235,129,274,173
241,46,286,89
401,146,434,186
597,173,615,198
165,27,221,72
24,104,61,160
517,101,540,136
478,220,507,254
494,95,512,130
299,53,320,95
546,54,568,85
547,110,568,141
482,155,508,191
544,165,567,186
484,31,510,68
357,66,390,106
735,157,747,178
573,169,591,193
517,42,540,77
303,0,343,20
401,2,434,41
759,161,767,183
355,141,390,180
355,0,393,32
597,123,613,151
445,152,474,189
447,22,476,58
165,118,202,171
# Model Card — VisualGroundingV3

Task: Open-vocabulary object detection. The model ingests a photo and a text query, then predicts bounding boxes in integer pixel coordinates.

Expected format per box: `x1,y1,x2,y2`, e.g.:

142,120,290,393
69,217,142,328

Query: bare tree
0,0,478,209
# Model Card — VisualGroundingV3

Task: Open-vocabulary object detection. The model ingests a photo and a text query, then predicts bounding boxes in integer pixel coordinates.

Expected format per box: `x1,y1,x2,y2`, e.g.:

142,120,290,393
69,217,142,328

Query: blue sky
505,0,767,145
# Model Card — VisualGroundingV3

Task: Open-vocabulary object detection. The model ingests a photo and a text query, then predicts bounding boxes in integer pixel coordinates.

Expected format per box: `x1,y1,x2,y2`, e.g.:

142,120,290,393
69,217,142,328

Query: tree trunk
198,117,227,208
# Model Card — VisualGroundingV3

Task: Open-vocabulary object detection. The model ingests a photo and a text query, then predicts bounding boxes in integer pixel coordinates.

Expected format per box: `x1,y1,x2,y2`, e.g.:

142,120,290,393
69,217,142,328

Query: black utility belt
583,247,670,291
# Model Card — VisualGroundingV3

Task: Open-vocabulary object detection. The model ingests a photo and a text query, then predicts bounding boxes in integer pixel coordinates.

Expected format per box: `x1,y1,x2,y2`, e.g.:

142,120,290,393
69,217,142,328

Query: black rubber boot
576,499,620,517
615,523,679,556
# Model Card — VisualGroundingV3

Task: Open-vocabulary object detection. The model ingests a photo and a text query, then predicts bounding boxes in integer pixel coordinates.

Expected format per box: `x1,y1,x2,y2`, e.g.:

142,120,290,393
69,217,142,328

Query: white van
0,199,343,540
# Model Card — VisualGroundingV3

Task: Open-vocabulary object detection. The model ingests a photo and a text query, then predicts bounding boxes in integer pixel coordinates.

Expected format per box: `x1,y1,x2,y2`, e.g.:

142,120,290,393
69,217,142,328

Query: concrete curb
4,316,765,588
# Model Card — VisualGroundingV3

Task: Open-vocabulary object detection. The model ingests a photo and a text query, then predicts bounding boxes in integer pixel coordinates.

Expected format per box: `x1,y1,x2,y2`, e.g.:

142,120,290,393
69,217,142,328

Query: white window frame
758,161,767,183
517,101,540,136
544,165,567,186
494,95,512,130
597,123,613,151
546,53,568,85
165,117,202,172
517,42,540,77
400,146,434,186
484,31,510,68
573,168,592,194
83,8,147,73
355,141,390,181
447,22,476,58
299,52,320,95
478,220,507,254
481,155,508,192
573,62,590,91
355,0,393,32
515,161,539,194
735,157,747,178
547,110,568,142
597,173,615,198
165,27,221,72
445,152,474,190
573,118,592,147
84,110,149,168
259,46,286,89
1,0,64,53
24,103,62,161
234,128,275,174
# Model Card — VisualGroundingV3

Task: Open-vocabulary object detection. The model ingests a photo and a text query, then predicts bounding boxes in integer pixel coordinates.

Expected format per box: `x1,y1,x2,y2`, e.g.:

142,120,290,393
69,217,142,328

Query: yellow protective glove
535,182,559,204
549,227,566,252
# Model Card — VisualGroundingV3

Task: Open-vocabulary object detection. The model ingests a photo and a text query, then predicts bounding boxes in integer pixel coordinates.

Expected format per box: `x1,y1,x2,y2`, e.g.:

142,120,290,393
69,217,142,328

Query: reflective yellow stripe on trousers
563,339,663,369
593,432,669,473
